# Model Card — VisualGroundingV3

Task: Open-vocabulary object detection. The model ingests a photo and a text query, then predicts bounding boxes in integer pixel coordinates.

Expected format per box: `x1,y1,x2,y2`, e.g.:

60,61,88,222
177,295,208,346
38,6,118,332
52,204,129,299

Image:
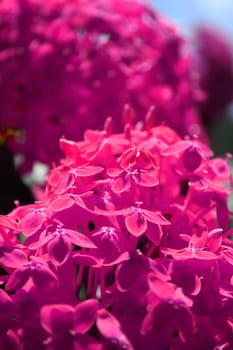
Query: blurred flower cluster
0,0,206,172
0,111,233,349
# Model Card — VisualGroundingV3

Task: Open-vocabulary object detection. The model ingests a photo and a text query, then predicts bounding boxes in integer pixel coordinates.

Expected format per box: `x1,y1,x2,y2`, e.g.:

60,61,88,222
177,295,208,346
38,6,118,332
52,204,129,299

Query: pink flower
0,0,206,172
30,224,96,265
0,111,232,349
107,167,159,193
41,300,99,350
6,254,58,292
141,274,194,342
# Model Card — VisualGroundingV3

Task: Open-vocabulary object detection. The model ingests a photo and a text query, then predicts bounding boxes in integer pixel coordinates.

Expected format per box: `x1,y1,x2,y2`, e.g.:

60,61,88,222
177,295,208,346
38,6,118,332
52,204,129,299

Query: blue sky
152,0,233,36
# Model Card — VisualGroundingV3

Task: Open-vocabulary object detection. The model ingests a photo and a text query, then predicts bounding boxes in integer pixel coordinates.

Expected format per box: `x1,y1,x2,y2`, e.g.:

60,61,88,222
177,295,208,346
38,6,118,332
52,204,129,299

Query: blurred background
154,0,233,34
154,0,233,157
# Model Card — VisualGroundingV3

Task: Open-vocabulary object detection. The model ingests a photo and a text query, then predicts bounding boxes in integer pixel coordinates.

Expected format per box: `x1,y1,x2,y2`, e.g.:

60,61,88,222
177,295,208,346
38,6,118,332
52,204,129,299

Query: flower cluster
0,0,205,172
0,111,232,349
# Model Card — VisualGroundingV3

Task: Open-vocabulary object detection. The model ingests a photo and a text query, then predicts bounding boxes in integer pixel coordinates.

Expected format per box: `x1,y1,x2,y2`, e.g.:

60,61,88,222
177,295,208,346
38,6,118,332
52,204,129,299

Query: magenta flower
123,202,169,237
141,274,194,342
0,112,232,348
188,178,230,229
162,227,221,261
41,300,99,350
116,250,150,291
5,254,58,292
90,226,128,263
93,201,169,237
20,206,52,237
30,224,96,265
107,167,159,193
162,138,213,172
0,0,206,172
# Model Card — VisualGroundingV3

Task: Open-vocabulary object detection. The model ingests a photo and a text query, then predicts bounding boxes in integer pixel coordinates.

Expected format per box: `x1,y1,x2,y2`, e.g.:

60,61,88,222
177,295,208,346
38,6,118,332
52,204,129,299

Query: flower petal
32,265,58,291
148,273,174,300
59,138,82,162
22,211,44,237
97,309,133,349
73,253,101,267
57,173,75,193
223,249,233,265
146,224,162,246
125,211,147,236
1,249,27,268
112,176,131,193
195,250,218,260
143,209,170,225
116,252,148,291
41,304,74,335
216,201,229,230
107,168,124,177
6,266,31,292
29,232,52,250
66,229,96,249
104,251,130,266
207,228,223,252
74,299,98,334
51,195,75,212
183,146,202,171
141,302,175,335
162,141,190,156
136,171,159,187
0,215,17,230
76,165,103,177
47,235,71,265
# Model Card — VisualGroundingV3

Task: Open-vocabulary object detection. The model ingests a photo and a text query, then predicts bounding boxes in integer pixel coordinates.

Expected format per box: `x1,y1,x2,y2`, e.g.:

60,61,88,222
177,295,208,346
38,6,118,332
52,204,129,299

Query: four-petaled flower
6,255,58,292
41,300,99,350
30,225,96,265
